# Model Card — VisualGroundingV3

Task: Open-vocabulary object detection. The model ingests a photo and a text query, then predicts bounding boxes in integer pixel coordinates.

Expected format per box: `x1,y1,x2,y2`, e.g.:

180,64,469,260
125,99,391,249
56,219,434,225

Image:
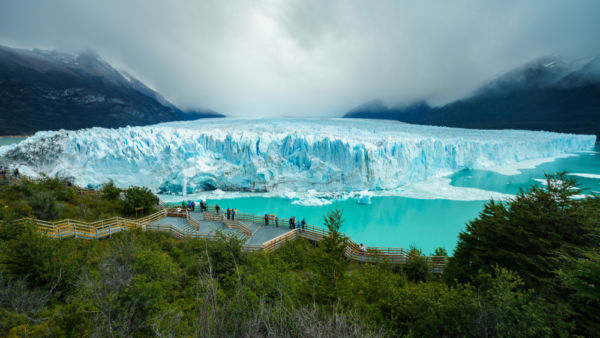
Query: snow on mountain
0,119,595,198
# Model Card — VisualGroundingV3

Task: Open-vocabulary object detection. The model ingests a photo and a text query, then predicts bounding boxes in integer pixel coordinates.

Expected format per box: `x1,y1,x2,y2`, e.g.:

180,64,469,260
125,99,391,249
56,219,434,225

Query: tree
558,250,600,336
100,180,121,201
445,173,600,297
403,246,431,283
121,186,158,216
314,209,349,304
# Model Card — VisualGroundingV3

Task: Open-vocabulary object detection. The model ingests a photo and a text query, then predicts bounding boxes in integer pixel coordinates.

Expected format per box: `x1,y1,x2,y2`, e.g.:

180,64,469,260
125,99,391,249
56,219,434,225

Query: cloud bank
1,0,599,116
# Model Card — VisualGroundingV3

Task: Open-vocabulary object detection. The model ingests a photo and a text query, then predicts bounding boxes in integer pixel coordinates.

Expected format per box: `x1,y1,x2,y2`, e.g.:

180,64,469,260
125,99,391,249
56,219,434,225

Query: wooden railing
126,202,448,271
261,229,300,252
216,209,447,271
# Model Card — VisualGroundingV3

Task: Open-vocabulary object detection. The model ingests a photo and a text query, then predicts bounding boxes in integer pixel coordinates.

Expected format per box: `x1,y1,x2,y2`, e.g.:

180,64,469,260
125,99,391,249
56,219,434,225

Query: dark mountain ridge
344,56,600,136
0,45,223,135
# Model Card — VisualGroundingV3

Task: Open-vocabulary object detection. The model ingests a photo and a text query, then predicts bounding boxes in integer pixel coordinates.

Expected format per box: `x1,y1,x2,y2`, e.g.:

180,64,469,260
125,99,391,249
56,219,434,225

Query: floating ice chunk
292,197,333,206
356,191,372,204
568,173,600,179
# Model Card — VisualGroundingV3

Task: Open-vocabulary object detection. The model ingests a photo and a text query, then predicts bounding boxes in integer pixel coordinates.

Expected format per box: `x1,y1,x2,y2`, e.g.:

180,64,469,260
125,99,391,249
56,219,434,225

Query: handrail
155,202,447,270
9,196,447,270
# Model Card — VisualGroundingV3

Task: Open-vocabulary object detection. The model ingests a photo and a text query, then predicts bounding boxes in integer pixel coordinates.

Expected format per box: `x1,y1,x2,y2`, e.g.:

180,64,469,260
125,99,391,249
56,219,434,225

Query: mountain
344,56,600,136
0,45,223,135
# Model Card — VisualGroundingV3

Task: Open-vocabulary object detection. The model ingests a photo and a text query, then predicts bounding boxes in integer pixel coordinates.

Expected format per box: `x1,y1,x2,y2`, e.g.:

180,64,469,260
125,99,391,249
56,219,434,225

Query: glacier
0,118,596,200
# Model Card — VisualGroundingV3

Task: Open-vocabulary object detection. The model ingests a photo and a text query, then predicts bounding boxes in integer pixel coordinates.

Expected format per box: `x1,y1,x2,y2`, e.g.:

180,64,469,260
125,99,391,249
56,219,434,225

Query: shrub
121,186,158,216
100,180,121,201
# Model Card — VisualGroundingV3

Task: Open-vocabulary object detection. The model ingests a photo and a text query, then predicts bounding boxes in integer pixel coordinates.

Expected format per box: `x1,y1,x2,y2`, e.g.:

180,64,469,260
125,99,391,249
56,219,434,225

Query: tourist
215,204,220,214
13,168,19,178
275,216,279,227
227,208,231,220
360,243,366,254
191,201,195,212
232,208,236,221
288,217,293,229
264,214,269,225
301,218,306,231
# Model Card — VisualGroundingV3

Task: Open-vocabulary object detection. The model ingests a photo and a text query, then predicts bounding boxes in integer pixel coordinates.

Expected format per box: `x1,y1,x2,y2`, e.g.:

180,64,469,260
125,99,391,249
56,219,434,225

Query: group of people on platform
182,199,309,231
184,200,208,212
287,216,306,231
226,207,238,221
0,166,19,181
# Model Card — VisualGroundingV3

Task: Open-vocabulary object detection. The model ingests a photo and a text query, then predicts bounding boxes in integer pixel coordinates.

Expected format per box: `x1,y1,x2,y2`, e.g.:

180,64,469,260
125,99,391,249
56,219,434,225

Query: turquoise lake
160,143,600,254
0,137,26,146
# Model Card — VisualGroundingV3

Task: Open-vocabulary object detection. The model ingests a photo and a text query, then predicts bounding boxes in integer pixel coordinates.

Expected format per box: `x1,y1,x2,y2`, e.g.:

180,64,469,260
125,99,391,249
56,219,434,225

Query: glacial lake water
160,143,600,254
0,137,27,146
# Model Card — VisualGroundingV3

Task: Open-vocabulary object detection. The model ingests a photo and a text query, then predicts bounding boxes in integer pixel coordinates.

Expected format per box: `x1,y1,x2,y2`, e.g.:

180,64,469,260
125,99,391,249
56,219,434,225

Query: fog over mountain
345,56,600,136
1,0,599,117
0,45,222,135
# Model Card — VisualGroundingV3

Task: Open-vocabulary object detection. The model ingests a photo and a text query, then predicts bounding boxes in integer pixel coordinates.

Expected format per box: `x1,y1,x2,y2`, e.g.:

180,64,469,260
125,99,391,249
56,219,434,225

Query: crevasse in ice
0,118,596,195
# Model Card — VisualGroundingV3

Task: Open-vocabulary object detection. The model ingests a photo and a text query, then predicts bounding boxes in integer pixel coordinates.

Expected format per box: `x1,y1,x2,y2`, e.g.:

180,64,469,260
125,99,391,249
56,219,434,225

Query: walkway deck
15,207,447,273
149,211,296,246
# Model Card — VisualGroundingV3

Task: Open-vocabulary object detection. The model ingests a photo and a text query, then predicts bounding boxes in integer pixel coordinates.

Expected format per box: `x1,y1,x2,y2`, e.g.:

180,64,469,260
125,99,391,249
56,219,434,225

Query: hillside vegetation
0,174,598,336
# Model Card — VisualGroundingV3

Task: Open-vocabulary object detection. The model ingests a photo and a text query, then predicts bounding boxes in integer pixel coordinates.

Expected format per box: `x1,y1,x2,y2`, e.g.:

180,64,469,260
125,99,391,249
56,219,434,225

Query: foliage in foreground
0,173,598,336
0,176,158,221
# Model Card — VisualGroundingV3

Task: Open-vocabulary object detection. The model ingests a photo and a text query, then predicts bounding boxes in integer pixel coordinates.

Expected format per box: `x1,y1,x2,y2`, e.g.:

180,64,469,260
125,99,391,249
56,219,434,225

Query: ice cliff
0,118,596,195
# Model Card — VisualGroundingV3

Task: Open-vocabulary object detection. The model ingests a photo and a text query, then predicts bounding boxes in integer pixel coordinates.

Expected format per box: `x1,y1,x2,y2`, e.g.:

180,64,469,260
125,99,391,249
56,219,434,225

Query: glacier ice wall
0,118,596,195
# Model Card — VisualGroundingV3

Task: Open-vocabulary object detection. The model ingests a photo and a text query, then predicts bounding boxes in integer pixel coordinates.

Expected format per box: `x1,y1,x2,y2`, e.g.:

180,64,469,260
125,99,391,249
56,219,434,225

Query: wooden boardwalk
14,205,447,273
3,176,445,272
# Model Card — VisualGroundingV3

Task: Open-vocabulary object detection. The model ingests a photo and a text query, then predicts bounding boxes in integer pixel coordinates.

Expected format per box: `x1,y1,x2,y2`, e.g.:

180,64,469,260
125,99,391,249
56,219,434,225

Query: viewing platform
14,204,447,273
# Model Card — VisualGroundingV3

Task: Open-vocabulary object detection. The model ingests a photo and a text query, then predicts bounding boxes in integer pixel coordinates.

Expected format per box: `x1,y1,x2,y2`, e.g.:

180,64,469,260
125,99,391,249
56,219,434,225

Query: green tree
445,173,600,297
558,250,600,336
100,180,121,201
121,186,158,216
313,208,349,304
403,246,432,283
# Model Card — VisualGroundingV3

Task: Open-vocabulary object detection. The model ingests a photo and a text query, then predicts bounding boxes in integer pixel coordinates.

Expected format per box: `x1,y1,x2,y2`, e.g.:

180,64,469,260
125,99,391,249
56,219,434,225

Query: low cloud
1,0,599,116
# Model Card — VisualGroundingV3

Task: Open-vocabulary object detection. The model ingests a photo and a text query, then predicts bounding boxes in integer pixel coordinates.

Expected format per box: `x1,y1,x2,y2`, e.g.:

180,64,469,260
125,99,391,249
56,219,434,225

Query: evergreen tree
446,173,600,296
314,209,349,304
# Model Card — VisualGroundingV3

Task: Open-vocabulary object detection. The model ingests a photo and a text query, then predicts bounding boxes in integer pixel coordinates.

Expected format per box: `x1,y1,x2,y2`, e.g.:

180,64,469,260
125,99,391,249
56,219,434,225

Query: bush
100,180,121,201
121,186,158,216
27,191,62,220
403,246,431,283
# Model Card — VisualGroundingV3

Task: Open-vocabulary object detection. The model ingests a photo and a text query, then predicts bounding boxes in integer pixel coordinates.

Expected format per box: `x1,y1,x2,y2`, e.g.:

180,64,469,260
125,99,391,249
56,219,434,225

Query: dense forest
0,174,598,336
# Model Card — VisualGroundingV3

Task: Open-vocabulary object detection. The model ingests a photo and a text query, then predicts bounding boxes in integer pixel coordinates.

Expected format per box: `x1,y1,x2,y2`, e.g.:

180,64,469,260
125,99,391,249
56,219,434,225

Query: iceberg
0,118,596,197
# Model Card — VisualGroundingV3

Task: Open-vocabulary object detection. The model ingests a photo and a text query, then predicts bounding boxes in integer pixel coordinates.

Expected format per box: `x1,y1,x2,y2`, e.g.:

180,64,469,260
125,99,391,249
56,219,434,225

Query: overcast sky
1,0,599,116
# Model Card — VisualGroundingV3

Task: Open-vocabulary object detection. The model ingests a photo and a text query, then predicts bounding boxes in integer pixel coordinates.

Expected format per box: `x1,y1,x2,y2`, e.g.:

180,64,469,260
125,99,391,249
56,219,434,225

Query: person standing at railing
227,208,231,220
215,204,220,215
275,216,279,227
232,208,236,221
264,214,269,226
301,218,306,232
360,243,366,254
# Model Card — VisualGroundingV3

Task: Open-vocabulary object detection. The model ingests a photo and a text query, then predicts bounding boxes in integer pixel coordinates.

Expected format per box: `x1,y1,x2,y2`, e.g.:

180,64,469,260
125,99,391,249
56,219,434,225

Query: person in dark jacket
264,214,269,225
